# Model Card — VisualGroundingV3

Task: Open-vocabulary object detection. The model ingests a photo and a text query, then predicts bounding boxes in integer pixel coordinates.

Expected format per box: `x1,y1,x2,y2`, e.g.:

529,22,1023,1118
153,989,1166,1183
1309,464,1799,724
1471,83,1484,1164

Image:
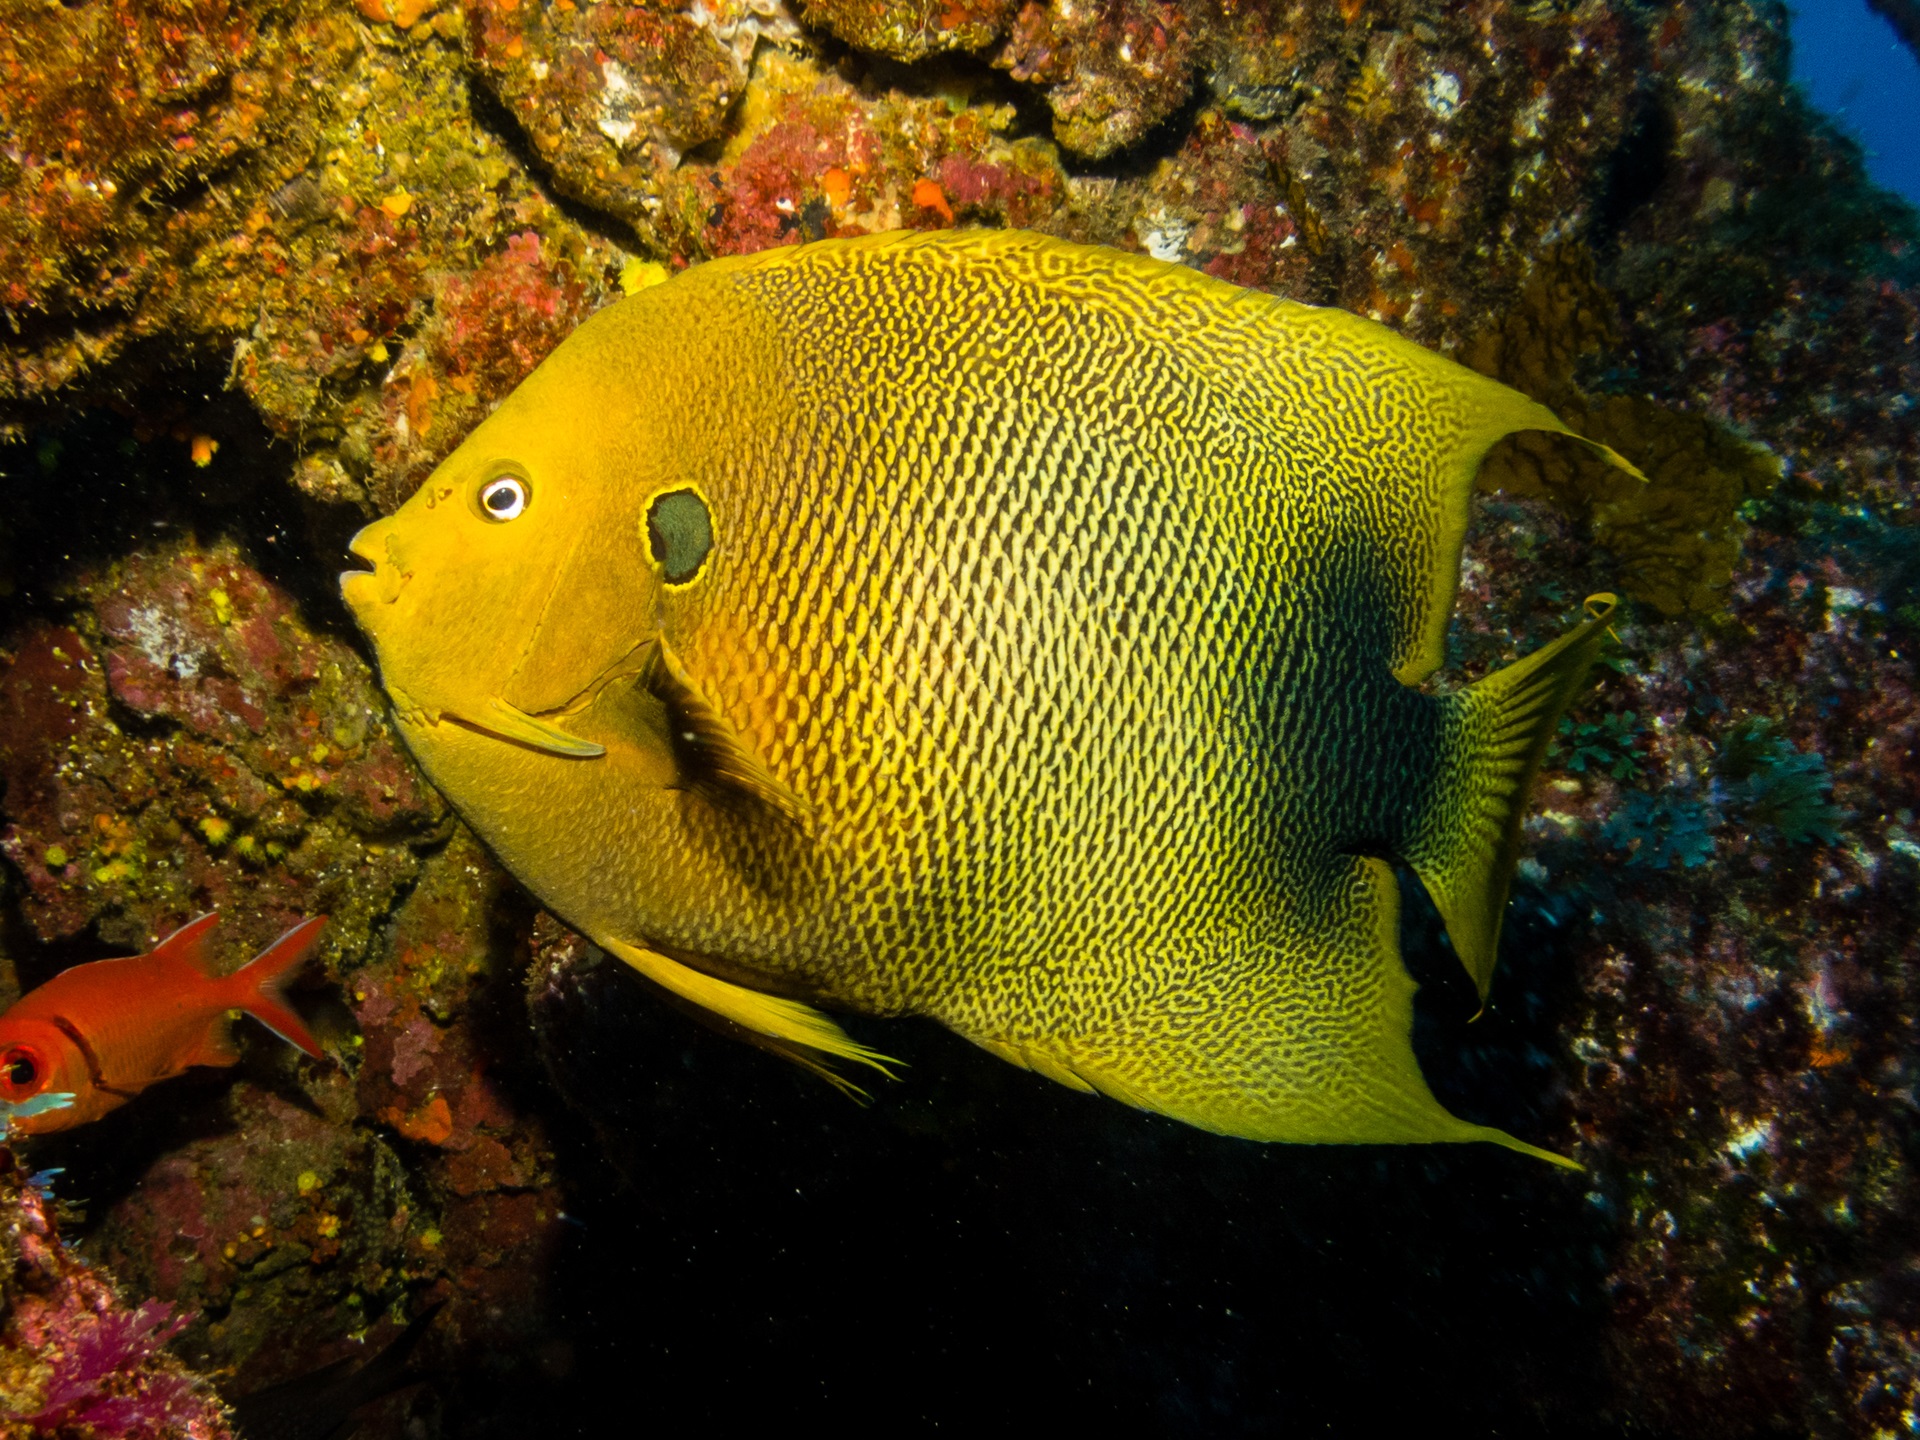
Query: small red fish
0,913,326,1135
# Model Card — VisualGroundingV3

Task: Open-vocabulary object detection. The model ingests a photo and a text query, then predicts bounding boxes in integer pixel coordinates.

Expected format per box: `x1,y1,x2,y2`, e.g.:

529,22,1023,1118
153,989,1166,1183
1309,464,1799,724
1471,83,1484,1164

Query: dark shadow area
840,43,1060,149
27,1063,271,1226
1589,87,1677,256
492,887,1619,1437
1051,79,1217,183
0,365,369,645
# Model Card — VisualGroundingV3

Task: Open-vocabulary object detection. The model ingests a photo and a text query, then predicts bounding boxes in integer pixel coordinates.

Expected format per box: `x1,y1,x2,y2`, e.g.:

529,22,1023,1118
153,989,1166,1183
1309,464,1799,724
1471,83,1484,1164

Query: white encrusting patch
1723,1119,1774,1161
1138,210,1192,263
124,604,203,681
597,61,641,148
1423,71,1461,119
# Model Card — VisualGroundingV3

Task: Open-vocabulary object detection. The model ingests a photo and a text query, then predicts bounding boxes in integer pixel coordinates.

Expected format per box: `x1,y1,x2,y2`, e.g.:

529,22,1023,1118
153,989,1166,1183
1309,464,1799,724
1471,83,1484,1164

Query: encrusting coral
0,539,445,962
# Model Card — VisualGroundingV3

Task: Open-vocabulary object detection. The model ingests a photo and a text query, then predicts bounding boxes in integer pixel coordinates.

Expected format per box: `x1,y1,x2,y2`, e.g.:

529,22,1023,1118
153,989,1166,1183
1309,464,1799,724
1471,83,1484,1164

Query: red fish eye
1,1046,41,1095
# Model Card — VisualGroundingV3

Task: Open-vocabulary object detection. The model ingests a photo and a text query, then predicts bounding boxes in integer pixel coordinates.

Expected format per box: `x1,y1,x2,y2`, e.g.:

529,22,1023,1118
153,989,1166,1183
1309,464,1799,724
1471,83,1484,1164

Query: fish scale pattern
636,232,1515,1141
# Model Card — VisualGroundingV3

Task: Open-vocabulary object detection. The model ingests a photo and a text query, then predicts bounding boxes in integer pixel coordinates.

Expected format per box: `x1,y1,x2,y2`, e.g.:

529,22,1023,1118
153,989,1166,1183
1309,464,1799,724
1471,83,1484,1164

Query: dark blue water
1789,1,1920,203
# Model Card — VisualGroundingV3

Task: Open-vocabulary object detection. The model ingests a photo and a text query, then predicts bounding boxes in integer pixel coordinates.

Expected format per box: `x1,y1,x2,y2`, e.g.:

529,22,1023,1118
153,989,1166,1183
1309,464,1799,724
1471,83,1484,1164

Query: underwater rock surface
0,539,444,959
0,0,1915,1434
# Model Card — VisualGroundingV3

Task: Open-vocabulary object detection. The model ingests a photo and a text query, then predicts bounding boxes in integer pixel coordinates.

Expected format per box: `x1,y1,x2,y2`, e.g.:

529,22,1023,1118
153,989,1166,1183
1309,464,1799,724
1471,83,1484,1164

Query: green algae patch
1466,247,1780,618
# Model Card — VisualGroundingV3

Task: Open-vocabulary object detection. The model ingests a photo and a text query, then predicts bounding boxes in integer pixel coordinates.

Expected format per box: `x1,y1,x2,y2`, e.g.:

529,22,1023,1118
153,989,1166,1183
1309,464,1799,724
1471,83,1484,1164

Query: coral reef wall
1,0,1915,1435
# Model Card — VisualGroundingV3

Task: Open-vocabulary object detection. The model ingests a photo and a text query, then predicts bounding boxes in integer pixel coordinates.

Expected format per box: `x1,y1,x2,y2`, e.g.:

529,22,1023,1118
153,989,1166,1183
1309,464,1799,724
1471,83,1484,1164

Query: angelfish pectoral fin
642,639,808,826
479,698,607,758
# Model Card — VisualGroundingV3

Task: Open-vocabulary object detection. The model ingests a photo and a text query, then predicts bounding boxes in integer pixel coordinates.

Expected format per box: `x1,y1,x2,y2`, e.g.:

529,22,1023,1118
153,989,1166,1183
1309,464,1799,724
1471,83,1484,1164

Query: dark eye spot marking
647,488,713,585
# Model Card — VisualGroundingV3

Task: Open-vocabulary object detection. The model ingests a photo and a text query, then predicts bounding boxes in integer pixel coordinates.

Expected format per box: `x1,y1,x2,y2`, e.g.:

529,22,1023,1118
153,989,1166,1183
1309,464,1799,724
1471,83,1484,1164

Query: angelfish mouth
337,562,408,607
339,526,409,607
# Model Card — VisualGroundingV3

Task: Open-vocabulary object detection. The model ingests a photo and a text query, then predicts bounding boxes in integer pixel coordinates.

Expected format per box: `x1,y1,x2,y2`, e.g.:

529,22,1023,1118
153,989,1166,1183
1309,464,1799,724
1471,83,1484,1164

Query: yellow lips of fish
344,229,1646,1166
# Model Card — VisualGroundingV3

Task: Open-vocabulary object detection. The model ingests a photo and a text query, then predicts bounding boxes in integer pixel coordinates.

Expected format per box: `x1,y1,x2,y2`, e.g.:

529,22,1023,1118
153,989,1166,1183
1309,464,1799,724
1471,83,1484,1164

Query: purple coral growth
26,1301,194,1433
1,1151,232,1440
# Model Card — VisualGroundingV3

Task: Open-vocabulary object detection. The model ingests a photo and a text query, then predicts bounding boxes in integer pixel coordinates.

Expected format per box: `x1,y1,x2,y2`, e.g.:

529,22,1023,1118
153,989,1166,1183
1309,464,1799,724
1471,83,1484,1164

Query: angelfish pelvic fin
643,639,808,827
481,698,607,758
601,936,895,1088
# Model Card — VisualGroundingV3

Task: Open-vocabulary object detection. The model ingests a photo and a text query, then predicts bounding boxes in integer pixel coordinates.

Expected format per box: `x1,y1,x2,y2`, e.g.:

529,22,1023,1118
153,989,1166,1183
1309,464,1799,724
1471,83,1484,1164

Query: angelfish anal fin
642,638,809,827
600,936,896,1089
963,858,1581,1170
973,1037,1097,1095
480,698,607,758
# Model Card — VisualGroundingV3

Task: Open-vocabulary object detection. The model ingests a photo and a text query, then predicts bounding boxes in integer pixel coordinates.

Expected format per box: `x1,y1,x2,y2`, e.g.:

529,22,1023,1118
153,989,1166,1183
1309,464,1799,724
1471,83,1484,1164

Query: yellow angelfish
342,230,1636,1166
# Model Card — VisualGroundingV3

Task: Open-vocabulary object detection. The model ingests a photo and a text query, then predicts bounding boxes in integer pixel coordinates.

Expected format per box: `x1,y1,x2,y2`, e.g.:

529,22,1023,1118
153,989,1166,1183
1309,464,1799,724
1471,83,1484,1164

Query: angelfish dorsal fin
643,639,808,827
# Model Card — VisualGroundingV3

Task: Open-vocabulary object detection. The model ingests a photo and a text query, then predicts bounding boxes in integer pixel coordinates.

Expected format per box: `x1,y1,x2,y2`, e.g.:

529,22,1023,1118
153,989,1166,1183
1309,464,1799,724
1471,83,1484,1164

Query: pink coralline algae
84,1081,420,1352
0,1147,232,1440
361,229,599,512
342,832,569,1349
432,233,587,401
660,50,1064,261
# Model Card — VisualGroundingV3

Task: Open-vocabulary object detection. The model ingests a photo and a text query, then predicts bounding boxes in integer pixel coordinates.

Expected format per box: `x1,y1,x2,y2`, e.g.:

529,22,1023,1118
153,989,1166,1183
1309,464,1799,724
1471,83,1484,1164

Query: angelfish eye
2,1047,39,1091
480,475,529,521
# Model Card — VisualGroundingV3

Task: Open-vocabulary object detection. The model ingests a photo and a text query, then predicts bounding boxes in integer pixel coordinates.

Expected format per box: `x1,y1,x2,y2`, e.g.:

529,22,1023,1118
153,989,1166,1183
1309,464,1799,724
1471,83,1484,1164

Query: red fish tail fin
149,912,223,972
227,917,328,1058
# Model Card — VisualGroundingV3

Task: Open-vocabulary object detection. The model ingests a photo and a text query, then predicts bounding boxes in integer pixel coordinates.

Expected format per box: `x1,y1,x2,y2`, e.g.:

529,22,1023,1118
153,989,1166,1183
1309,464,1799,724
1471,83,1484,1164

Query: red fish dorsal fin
147,911,223,974
222,917,327,1059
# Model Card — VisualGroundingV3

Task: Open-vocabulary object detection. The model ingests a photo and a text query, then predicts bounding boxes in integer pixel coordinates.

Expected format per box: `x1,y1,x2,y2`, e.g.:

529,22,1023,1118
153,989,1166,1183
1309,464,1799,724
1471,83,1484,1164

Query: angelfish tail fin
1405,595,1619,999
227,916,327,1058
